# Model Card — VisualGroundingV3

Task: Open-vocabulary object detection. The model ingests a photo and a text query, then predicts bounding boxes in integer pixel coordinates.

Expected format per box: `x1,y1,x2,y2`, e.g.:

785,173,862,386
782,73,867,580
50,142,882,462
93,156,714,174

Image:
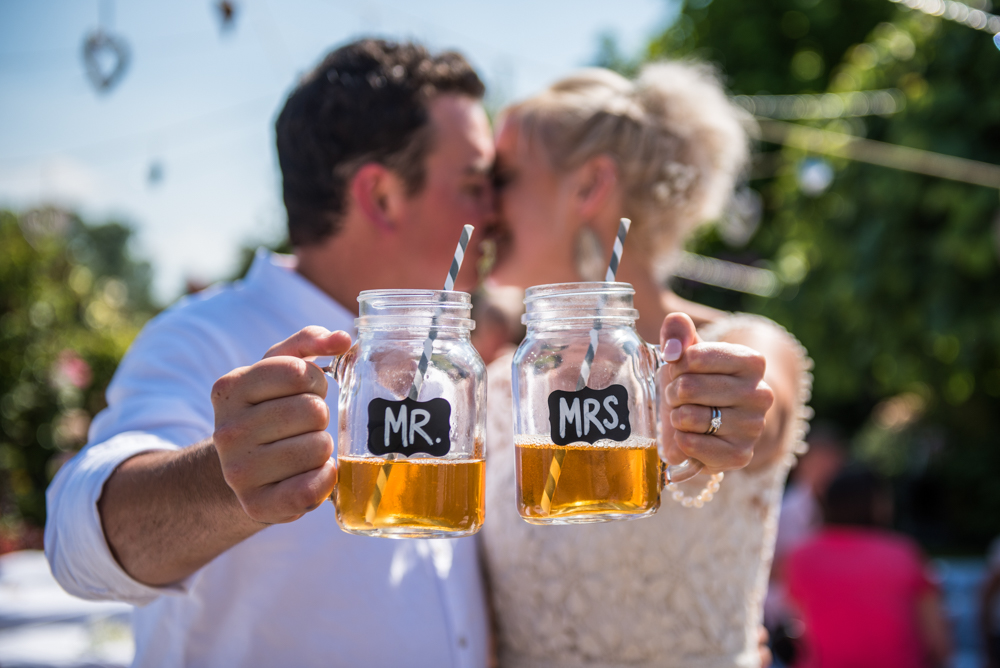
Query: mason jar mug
326,290,486,538
511,282,663,524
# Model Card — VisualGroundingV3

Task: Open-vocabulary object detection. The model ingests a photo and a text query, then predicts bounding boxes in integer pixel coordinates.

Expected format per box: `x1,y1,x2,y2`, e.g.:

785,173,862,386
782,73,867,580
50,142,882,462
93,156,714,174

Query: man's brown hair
275,39,485,246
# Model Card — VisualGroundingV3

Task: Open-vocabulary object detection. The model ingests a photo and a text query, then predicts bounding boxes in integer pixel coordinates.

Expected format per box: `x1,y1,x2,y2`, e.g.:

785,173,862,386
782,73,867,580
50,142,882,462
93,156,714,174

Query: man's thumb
659,312,700,362
263,326,352,360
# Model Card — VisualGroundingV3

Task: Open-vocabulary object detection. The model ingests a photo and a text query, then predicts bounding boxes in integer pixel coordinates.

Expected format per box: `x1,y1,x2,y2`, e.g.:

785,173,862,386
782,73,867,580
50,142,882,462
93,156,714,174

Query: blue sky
0,0,673,303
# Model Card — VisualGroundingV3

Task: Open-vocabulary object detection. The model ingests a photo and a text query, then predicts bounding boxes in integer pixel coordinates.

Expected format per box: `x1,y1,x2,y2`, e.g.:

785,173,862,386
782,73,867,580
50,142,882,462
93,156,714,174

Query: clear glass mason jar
326,290,486,538
512,282,662,524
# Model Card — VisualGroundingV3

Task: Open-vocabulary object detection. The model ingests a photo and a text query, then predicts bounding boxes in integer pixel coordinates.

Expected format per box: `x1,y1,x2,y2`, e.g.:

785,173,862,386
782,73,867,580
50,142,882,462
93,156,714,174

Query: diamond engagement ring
706,407,722,435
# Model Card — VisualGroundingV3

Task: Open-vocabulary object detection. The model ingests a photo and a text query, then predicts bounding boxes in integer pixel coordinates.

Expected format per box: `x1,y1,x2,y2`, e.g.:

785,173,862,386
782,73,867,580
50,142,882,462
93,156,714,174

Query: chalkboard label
547,385,631,446
367,397,452,457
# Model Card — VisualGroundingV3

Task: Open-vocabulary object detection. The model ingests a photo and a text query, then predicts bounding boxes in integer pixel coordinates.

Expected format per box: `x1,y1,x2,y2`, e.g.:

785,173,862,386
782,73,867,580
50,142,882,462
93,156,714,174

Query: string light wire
759,119,1000,189
733,89,906,120
889,0,1000,36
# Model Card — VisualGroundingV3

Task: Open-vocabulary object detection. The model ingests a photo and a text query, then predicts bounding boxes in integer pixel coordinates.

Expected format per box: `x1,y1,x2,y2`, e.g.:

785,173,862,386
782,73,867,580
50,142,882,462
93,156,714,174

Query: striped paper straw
364,225,474,525
540,218,631,515
605,219,630,284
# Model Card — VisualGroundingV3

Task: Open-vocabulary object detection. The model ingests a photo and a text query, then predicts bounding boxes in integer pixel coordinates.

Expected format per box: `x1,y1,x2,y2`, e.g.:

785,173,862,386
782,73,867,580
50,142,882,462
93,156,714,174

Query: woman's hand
657,313,773,473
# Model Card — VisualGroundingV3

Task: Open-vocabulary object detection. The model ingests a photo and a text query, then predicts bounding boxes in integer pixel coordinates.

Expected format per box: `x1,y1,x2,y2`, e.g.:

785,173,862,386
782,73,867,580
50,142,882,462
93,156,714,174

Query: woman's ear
349,163,406,234
574,154,619,220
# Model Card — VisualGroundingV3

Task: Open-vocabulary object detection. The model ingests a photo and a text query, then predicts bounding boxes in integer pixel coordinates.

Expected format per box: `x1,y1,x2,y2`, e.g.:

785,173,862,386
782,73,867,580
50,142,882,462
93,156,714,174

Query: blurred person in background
44,38,496,667
787,466,951,668
764,424,847,663
773,424,847,560
981,537,1000,668
480,61,811,667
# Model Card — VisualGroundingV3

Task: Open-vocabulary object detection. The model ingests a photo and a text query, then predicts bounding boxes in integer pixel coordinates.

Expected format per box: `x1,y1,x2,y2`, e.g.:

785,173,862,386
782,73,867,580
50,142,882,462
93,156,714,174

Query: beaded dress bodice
482,314,812,668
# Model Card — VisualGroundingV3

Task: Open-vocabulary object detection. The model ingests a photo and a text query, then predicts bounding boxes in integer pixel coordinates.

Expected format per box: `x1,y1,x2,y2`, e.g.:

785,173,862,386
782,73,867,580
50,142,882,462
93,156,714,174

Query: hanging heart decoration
82,29,130,93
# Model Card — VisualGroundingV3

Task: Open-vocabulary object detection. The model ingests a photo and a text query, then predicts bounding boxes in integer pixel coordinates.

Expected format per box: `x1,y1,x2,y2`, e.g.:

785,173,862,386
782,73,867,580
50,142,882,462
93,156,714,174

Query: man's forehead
428,92,485,126
428,94,494,163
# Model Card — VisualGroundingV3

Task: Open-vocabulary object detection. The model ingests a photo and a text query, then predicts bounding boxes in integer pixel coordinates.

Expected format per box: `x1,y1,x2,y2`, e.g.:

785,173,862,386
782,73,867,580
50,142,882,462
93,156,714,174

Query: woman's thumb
659,312,699,362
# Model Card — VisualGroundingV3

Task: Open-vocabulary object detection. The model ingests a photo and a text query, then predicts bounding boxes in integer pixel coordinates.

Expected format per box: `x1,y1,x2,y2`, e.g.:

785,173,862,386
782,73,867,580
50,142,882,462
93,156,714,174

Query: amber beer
516,435,660,523
335,455,485,537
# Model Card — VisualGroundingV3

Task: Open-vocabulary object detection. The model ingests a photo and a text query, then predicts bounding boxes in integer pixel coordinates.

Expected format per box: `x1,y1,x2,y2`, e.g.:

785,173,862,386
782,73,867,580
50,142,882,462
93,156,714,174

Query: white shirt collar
243,247,356,336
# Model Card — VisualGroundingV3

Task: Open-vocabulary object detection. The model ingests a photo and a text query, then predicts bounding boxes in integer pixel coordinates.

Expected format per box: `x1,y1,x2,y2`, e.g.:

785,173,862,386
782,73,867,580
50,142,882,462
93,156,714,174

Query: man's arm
98,442,265,586
96,327,350,587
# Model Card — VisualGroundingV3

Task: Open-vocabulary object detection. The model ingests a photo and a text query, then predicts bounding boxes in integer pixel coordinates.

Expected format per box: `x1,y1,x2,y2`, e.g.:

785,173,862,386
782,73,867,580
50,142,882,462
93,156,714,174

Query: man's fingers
264,326,352,361
218,392,330,453
243,460,338,523
668,342,767,381
660,312,701,362
214,356,329,408
211,325,349,525
225,430,334,490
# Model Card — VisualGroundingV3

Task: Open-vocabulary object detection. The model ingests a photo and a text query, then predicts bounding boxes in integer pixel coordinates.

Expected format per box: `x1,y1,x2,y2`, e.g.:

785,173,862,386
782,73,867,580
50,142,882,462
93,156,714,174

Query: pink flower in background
52,350,92,390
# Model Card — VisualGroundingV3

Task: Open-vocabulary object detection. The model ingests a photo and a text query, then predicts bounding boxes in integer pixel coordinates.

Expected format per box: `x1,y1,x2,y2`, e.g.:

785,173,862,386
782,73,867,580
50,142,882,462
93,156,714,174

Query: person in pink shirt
787,466,951,668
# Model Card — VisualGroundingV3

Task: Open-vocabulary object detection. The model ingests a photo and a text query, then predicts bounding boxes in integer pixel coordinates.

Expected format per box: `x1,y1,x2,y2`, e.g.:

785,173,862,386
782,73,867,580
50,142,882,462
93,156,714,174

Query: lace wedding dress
482,314,813,668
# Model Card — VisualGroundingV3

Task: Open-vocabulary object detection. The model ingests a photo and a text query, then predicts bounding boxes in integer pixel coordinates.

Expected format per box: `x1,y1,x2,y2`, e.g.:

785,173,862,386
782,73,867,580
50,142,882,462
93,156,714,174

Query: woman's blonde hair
503,60,752,256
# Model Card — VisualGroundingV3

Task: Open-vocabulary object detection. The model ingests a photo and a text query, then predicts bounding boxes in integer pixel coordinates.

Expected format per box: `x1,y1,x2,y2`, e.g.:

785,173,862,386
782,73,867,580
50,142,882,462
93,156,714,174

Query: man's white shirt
45,249,489,668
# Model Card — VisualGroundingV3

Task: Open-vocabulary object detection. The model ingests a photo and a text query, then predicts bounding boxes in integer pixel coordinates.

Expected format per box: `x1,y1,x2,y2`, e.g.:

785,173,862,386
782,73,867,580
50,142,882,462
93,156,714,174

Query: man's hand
98,326,352,587
657,313,773,473
212,326,352,524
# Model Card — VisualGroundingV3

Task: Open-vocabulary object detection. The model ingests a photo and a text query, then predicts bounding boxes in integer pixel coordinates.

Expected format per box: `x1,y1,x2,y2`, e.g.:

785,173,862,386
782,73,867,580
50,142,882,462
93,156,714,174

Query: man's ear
574,155,619,221
349,163,407,234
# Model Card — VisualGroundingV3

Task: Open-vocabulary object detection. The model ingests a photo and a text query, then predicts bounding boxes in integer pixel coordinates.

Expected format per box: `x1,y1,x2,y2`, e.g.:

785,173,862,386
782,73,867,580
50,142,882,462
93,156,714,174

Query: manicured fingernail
664,338,682,362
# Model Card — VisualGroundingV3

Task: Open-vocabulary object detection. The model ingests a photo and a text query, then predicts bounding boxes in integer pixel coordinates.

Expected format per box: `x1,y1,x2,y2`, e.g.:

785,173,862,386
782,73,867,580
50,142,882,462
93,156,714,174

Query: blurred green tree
0,208,155,552
635,0,1000,551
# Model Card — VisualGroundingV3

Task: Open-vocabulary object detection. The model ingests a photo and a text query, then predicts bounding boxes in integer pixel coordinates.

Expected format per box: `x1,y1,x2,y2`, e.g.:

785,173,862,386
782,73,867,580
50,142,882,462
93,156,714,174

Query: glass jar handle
647,342,704,483
664,457,704,483
319,351,350,383
646,342,722,506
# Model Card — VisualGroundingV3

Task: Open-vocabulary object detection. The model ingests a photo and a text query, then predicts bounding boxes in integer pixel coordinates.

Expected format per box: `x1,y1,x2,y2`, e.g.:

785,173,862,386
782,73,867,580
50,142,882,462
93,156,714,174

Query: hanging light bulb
147,161,164,186
718,187,763,247
797,158,835,196
216,1,238,32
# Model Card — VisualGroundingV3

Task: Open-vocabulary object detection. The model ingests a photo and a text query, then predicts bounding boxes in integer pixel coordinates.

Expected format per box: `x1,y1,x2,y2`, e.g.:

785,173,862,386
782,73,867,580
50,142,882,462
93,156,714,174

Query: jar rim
358,288,471,307
523,281,634,304
355,315,476,332
522,281,638,326
356,290,473,332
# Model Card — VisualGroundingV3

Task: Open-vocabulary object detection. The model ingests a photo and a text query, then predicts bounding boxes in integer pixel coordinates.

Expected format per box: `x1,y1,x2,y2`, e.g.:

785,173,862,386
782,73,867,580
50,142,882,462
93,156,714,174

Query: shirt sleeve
44,307,240,606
